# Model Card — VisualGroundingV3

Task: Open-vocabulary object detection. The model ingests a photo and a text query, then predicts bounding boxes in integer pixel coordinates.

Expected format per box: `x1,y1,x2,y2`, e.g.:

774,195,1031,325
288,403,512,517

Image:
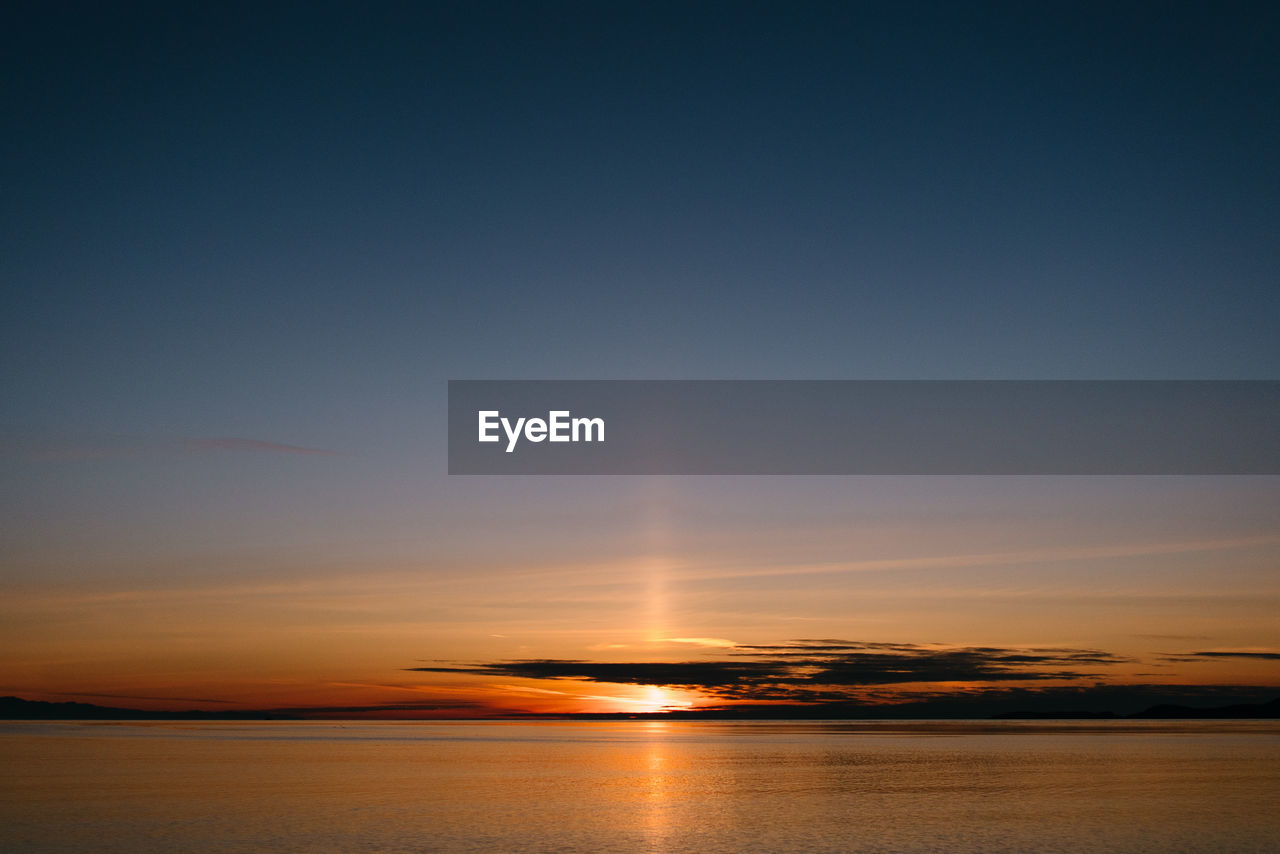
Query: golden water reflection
2,720,1279,853
643,721,670,854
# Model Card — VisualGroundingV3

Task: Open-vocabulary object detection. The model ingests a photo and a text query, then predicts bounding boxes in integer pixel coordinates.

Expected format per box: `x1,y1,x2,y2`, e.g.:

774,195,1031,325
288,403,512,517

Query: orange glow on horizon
633,684,694,714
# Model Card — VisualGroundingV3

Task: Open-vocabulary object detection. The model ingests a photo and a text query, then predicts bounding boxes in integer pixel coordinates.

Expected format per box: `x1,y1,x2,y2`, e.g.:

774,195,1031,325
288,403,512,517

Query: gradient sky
2,2,1278,716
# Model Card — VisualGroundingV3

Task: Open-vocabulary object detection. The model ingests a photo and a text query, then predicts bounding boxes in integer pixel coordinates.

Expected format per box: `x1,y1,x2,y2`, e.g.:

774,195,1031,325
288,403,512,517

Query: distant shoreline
4,695,1277,722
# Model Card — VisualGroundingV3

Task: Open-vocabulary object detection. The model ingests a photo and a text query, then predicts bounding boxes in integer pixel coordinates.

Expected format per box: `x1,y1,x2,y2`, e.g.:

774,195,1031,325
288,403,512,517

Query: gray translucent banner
447,381,1280,475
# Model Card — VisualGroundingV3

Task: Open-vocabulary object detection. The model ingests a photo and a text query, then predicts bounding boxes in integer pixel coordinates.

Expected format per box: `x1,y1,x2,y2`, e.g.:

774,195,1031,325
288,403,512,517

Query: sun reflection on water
642,720,670,853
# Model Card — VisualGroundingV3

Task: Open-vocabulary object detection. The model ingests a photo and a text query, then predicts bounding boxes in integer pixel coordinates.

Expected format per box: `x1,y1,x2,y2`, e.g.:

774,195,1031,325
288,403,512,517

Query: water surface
3,719,1277,853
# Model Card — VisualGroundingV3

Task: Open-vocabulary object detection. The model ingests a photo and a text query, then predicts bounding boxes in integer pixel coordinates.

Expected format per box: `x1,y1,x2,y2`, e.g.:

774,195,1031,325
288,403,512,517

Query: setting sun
632,685,695,714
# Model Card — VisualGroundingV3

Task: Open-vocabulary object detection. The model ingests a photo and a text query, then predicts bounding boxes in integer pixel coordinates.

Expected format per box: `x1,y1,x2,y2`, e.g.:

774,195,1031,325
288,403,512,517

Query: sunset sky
2,2,1278,717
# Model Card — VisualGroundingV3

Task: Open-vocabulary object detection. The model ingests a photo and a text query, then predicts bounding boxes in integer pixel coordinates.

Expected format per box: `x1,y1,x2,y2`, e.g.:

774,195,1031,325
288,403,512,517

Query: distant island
3,695,1278,721
992,697,1280,720
0,697,300,721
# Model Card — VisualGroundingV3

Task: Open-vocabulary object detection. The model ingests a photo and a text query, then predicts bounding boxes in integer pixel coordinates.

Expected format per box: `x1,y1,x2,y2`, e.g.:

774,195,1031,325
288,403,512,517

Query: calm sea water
2,719,1278,853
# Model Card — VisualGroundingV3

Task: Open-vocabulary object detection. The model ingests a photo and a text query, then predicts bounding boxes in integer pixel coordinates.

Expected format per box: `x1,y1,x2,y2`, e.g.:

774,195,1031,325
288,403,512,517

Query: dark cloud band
409,639,1132,700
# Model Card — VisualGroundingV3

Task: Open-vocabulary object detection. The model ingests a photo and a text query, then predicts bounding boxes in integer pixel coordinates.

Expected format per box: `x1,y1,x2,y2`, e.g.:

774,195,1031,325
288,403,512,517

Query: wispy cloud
1166,650,1280,661
660,637,739,648
182,437,338,455
589,637,740,651
2,432,339,461
659,536,1280,583
22,690,236,704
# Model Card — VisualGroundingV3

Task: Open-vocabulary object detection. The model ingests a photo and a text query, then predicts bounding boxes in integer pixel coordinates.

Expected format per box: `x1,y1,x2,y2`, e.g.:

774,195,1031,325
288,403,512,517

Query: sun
633,684,694,714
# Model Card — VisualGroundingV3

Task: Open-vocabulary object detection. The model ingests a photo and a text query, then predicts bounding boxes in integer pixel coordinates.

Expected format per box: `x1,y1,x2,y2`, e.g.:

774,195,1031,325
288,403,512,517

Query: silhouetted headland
993,697,1280,720
0,696,299,720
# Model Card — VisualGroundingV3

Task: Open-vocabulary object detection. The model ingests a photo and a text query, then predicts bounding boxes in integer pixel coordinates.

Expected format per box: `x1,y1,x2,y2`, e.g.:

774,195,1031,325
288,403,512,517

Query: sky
1,1,1278,717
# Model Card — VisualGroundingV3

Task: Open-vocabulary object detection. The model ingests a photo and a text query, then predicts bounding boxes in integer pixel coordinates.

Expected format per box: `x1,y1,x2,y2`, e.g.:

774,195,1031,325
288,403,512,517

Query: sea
2,719,1278,853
